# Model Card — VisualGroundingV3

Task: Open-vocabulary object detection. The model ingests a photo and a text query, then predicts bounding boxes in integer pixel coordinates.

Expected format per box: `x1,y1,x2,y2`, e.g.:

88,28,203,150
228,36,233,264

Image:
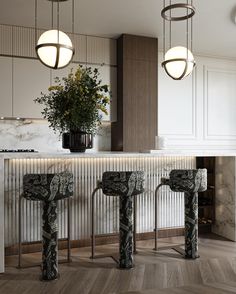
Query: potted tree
35,65,110,152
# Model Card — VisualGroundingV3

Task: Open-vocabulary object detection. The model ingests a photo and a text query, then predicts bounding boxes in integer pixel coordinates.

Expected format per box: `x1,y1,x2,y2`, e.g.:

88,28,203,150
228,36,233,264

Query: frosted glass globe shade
36,30,74,69
163,46,195,80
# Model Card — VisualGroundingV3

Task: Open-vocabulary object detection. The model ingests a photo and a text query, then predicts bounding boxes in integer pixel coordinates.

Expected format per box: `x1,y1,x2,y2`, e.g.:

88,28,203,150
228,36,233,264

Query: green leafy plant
34,65,110,135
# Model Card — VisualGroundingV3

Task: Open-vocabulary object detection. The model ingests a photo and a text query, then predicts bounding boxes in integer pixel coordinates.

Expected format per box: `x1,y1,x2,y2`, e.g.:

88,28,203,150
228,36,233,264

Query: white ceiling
0,0,236,59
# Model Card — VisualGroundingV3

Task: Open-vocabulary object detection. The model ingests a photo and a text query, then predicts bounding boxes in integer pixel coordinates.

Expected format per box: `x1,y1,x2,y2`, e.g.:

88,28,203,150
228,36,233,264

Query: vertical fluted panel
4,156,195,246
0,25,13,55
12,26,37,58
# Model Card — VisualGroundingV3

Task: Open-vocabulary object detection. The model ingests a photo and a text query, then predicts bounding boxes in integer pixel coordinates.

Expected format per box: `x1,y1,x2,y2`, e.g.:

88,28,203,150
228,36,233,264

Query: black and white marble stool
91,171,145,269
154,169,207,259
19,173,73,280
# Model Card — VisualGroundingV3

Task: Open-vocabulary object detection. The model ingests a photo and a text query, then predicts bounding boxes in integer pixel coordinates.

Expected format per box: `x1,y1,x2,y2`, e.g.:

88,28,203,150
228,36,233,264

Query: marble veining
0,120,111,152
213,157,236,241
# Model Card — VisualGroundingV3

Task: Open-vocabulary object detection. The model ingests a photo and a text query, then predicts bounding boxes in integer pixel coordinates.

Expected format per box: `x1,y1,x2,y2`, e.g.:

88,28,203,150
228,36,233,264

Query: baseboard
5,227,185,256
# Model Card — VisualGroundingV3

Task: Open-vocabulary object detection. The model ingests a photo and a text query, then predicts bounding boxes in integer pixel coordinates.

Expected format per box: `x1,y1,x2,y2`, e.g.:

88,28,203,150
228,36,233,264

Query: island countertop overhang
1,150,236,159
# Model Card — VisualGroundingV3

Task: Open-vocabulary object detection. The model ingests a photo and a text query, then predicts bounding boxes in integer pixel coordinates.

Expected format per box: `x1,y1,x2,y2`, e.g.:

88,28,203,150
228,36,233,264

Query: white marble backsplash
0,119,111,152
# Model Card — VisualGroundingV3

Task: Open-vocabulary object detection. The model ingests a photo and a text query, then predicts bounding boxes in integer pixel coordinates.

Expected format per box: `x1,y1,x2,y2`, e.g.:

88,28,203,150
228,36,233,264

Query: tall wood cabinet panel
111,34,158,152
0,57,12,117
13,58,50,118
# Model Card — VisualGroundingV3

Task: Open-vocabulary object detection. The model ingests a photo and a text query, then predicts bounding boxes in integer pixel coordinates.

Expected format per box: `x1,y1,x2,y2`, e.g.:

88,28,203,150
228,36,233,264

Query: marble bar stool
154,169,207,259
18,173,74,281
91,171,145,269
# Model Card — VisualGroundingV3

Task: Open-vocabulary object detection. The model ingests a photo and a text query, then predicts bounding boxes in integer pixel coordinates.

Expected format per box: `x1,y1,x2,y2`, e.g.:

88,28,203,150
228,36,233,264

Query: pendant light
161,1,196,80
35,0,75,69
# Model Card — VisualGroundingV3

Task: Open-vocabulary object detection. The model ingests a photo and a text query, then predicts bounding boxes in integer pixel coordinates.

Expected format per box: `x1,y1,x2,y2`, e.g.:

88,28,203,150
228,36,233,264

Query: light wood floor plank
1,234,236,294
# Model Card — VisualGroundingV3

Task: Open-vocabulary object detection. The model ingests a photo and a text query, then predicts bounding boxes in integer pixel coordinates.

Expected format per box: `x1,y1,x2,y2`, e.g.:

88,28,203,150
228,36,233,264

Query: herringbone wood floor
2,234,236,294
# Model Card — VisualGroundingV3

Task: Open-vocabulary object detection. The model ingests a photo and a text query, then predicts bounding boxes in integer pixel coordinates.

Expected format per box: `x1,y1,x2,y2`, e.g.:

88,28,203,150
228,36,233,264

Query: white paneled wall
158,52,236,150
0,24,117,120
4,156,195,247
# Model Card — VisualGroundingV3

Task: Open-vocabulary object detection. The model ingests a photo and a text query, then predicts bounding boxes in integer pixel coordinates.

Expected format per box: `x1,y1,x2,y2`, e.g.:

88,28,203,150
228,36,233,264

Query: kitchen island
0,151,234,273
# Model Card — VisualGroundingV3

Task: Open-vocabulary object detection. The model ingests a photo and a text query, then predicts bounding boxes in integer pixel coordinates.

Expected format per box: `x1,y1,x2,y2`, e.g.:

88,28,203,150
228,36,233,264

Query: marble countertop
1,149,236,159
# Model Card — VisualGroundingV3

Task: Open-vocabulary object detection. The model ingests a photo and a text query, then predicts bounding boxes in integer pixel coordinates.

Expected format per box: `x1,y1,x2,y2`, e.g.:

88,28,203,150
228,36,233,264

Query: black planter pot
62,131,93,152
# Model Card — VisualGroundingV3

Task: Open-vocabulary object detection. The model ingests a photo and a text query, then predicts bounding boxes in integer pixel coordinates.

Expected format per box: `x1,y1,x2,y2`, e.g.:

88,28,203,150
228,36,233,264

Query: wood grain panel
112,34,158,152
123,59,157,151
4,234,236,294
123,34,157,62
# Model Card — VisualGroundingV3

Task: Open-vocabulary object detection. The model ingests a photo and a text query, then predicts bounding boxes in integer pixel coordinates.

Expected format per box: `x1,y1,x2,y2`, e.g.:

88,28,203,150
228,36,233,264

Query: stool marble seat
154,169,207,259
20,173,73,280
91,171,145,269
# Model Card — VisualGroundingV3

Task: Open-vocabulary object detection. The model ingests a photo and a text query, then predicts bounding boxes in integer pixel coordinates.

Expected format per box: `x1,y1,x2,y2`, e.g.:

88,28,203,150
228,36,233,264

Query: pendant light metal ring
162,58,196,67
35,0,75,69
161,3,195,21
162,58,196,80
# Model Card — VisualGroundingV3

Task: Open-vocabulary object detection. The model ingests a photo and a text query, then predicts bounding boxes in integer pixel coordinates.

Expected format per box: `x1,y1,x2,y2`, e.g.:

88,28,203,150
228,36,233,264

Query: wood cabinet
196,157,215,233
13,58,50,118
0,57,12,117
112,34,158,152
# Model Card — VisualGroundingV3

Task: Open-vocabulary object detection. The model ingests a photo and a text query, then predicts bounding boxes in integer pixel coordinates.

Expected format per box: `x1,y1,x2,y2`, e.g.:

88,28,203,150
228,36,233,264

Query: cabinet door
13,58,50,118
0,57,12,117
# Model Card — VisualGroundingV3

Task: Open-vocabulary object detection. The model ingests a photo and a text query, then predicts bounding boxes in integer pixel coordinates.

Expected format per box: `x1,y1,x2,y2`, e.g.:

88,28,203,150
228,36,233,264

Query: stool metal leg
119,195,133,269
91,187,101,259
18,195,23,269
67,197,71,263
90,185,119,264
133,196,137,254
42,200,58,281
154,184,163,251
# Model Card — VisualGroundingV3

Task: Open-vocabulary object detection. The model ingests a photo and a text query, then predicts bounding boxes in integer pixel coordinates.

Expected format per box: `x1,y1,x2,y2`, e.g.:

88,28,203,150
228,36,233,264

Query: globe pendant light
35,0,75,69
161,1,196,80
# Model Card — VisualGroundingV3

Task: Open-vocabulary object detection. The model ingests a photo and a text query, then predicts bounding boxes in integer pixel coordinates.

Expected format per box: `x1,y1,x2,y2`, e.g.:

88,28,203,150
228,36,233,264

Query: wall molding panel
159,54,236,150
204,67,236,141
158,52,197,140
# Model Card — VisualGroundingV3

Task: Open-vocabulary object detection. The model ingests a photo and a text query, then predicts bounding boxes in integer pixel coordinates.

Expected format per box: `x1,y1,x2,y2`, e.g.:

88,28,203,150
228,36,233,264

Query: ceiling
0,0,236,59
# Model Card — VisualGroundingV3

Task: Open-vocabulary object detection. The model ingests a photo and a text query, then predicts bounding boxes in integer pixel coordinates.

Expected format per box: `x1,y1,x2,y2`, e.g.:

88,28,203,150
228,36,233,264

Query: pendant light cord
186,0,189,61
191,0,193,52
72,0,75,35
57,0,59,43
169,0,172,49
163,0,166,59
51,0,54,29
35,0,38,47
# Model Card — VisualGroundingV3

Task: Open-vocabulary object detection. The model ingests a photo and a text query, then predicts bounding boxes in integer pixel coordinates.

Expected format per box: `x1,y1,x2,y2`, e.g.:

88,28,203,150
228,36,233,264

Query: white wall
158,52,236,150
